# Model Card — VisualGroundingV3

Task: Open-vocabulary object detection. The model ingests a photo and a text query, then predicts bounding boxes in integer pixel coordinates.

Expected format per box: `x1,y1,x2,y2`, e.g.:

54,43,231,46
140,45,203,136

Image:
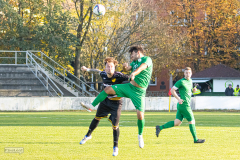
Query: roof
192,64,240,79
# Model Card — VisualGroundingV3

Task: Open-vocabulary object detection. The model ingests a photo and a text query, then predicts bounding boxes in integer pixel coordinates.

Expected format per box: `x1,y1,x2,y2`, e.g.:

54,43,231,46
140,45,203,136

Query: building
191,64,240,96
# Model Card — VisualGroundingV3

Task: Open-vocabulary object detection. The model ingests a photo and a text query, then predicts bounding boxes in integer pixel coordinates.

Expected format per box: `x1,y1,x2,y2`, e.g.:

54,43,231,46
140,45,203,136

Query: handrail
27,50,99,97
26,51,64,97
30,53,89,96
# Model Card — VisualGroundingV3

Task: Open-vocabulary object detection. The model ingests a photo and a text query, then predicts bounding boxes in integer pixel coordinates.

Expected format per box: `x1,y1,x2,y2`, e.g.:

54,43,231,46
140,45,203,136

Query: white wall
0,97,239,111
0,97,178,111
0,97,95,111
195,96,240,110
213,79,240,92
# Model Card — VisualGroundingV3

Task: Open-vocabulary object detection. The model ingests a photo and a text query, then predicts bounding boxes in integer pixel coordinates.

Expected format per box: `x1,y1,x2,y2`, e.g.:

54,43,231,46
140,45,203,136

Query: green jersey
130,56,153,88
173,78,192,107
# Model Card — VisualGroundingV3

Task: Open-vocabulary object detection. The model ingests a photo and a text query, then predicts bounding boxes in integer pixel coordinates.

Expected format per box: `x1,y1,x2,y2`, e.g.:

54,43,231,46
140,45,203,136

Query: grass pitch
1,111,240,160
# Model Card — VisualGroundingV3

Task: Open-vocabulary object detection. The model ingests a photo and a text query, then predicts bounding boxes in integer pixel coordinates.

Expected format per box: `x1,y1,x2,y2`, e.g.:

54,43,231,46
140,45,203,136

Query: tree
72,0,93,80
0,0,76,65
156,0,240,71
78,0,164,82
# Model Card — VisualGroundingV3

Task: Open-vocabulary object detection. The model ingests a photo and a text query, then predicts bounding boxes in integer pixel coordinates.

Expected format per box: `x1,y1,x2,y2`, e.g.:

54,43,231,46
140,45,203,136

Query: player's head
129,45,144,61
184,67,192,80
104,57,118,75
237,85,239,89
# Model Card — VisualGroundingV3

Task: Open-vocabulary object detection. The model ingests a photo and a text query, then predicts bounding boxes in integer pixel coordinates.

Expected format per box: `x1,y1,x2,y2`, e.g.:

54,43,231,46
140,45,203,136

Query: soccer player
155,67,205,143
81,45,153,148
79,57,129,156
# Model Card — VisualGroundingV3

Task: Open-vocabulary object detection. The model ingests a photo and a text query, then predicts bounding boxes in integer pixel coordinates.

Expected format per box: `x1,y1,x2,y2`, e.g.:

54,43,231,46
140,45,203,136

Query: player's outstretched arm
171,87,184,104
81,66,101,74
123,63,132,72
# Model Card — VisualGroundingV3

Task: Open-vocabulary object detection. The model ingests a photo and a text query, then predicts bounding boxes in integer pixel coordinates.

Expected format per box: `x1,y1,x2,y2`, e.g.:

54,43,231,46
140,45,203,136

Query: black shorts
95,98,122,127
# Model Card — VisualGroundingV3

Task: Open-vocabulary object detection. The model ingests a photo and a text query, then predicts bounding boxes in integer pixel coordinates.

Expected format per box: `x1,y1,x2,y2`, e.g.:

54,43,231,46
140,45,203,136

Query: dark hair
237,85,239,87
104,57,118,66
129,45,144,54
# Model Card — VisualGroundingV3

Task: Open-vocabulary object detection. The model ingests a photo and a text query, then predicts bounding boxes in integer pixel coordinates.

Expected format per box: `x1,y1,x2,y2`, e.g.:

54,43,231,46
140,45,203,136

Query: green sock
137,119,145,135
159,121,174,130
189,124,198,142
91,90,108,107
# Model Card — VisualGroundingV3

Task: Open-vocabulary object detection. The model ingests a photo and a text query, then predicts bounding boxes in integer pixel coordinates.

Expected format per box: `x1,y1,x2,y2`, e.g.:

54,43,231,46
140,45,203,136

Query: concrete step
0,84,46,90
0,65,34,71
0,71,36,78
0,89,57,97
0,65,63,97
0,77,46,84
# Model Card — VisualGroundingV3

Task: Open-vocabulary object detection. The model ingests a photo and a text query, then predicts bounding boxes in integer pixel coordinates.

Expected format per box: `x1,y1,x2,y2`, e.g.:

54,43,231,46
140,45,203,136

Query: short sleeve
142,56,152,67
173,80,182,89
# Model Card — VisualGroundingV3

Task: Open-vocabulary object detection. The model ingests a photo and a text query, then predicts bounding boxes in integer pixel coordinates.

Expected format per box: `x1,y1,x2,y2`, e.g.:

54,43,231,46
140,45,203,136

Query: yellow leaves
66,65,74,74
170,70,175,75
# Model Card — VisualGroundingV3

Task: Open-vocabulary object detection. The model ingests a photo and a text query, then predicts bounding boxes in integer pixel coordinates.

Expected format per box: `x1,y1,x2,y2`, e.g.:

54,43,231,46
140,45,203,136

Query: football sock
86,118,100,137
91,90,108,107
159,121,174,130
137,119,145,135
189,124,198,142
113,128,120,147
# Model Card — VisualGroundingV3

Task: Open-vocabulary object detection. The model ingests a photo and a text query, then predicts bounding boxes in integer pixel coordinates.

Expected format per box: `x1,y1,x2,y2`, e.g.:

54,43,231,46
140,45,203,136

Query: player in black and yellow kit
79,57,129,156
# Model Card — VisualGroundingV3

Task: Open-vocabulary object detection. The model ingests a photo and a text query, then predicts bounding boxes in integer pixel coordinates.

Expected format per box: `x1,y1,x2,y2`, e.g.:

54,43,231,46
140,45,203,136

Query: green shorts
111,83,146,112
176,103,195,122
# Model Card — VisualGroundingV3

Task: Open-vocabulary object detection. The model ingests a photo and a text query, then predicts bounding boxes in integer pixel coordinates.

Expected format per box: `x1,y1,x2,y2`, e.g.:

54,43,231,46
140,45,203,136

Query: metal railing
0,51,27,64
0,51,64,97
27,51,99,97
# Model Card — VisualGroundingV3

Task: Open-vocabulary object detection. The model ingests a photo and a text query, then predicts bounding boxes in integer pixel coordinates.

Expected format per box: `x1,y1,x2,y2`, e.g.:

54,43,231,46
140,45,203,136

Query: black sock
86,118,99,137
113,128,120,147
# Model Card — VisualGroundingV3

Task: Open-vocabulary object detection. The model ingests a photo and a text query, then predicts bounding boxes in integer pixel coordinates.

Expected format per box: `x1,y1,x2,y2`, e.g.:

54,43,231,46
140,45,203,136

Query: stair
47,72,79,96
0,65,56,97
28,51,99,97
0,50,99,97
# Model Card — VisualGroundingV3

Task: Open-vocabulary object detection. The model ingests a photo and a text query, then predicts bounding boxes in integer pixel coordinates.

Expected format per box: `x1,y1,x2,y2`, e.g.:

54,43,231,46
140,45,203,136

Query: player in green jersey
81,45,153,148
155,67,205,143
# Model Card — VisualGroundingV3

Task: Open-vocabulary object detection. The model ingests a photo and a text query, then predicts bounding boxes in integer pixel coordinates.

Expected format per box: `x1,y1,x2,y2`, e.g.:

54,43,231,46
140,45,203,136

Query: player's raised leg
81,86,116,109
156,118,182,137
156,108,183,137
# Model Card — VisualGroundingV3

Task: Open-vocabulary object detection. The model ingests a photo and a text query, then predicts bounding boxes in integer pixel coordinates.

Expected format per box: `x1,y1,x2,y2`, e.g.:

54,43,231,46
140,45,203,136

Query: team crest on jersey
112,78,116,82
138,58,142,62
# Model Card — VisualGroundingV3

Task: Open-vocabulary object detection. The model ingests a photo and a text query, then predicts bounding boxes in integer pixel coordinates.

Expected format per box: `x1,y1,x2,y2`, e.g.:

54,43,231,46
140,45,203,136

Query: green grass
1,111,240,159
